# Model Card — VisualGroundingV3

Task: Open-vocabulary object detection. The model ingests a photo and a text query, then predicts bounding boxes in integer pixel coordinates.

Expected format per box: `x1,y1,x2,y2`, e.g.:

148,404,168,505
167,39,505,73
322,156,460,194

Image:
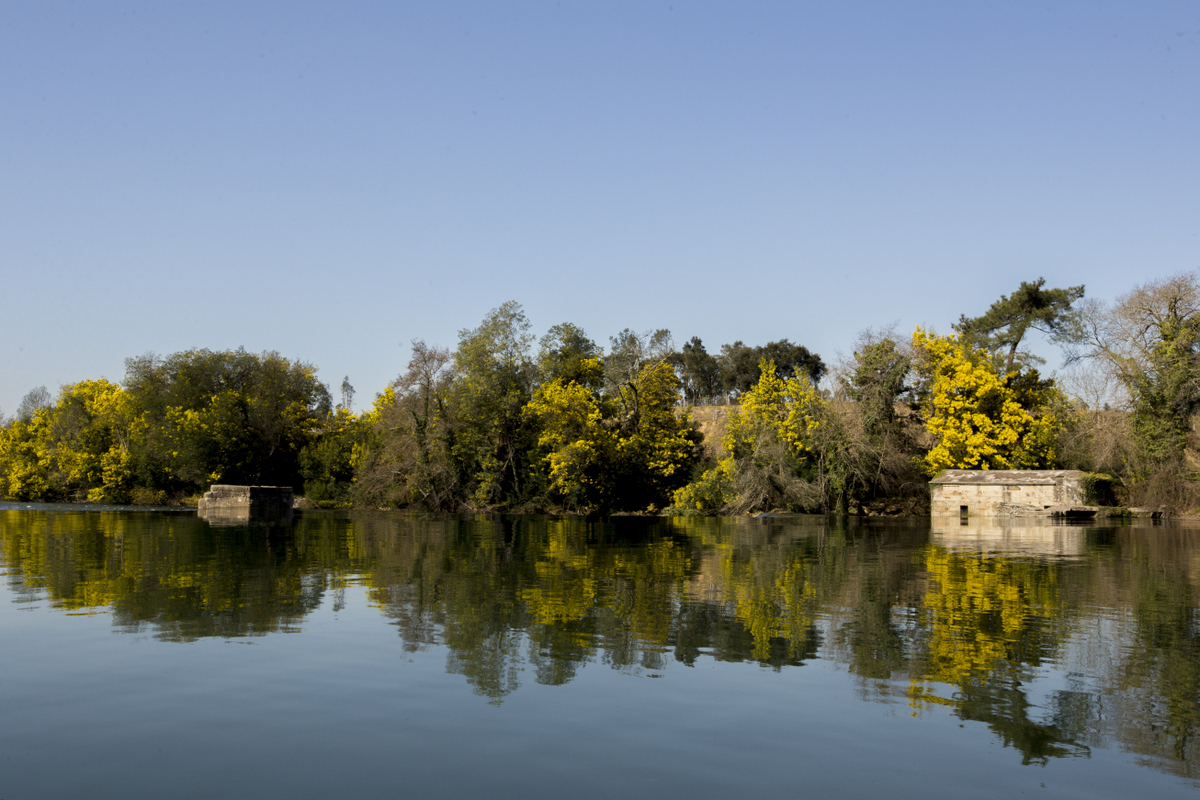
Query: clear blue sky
2,1,1197,414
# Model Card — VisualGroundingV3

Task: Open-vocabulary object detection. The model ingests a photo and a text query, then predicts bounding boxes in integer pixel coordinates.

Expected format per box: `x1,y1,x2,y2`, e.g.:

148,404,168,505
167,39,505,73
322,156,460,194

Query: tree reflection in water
1,508,1197,777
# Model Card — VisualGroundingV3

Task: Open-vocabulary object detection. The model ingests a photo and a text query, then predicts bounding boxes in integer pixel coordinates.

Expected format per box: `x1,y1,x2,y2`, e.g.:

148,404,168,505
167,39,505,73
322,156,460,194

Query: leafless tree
16,385,52,423
1073,272,1200,402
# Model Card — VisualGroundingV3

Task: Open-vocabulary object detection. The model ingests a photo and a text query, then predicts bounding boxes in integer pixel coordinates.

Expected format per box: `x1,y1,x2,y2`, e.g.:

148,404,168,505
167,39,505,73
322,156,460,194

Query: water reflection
0,508,362,639
932,518,1087,557
1,508,1198,779
909,536,1079,764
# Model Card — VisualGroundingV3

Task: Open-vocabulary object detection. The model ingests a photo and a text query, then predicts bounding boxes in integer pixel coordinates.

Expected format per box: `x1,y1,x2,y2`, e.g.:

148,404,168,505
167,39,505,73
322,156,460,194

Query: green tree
1080,273,1200,464
719,340,826,397
955,278,1085,376
674,337,722,404
451,302,539,508
0,379,135,502
837,336,929,510
537,323,604,389
1075,273,1200,506
673,359,824,514
615,361,703,509
338,376,355,412
604,327,674,419
0,404,55,500
300,407,362,508
528,359,700,512
354,341,460,509
524,367,617,509
124,348,331,493
842,338,910,437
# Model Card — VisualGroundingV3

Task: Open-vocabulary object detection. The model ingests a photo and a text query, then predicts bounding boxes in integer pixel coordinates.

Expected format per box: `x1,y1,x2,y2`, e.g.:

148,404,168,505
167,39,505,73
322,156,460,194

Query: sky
2,1,1198,415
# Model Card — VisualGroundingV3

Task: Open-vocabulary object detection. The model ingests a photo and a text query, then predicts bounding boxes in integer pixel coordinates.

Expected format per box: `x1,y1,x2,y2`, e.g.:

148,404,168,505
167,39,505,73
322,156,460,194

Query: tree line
2,272,1198,512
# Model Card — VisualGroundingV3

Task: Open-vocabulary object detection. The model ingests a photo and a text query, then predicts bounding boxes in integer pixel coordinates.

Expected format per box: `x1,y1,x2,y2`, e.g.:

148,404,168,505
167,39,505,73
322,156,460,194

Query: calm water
1,505,1197,798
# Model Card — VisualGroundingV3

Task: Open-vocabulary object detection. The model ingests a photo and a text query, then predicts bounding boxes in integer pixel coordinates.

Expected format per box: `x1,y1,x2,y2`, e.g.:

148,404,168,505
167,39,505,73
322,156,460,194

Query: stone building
929,470,1085,517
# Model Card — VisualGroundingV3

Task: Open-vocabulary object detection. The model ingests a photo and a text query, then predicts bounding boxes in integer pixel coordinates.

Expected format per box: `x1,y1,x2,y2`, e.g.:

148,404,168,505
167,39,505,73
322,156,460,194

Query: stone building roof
928,469,1084,486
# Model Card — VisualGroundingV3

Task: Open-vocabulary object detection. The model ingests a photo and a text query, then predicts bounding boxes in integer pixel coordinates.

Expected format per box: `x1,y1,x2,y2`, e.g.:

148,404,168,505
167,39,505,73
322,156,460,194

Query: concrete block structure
197,485,294,525
929,470,1084,517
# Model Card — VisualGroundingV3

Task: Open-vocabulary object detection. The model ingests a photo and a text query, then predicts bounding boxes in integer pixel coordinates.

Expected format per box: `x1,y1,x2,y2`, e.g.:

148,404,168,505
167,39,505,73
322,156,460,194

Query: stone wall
930,471,1084,517
931,483,1060,516
197,485,293,525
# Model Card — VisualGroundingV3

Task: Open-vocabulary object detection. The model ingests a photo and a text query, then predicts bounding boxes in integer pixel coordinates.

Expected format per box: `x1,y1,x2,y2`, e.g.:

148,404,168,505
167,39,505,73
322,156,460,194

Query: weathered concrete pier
197,485,294,525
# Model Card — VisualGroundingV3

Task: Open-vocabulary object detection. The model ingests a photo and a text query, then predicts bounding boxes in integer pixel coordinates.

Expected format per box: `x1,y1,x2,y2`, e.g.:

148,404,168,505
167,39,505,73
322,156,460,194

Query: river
1,504,1196,797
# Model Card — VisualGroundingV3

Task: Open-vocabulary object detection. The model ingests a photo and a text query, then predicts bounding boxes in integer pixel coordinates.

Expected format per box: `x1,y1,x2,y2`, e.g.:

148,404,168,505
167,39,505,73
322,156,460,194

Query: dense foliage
913,328,1061,474
0,349,332,504
1073,272,1200,508
5,273,1200,512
